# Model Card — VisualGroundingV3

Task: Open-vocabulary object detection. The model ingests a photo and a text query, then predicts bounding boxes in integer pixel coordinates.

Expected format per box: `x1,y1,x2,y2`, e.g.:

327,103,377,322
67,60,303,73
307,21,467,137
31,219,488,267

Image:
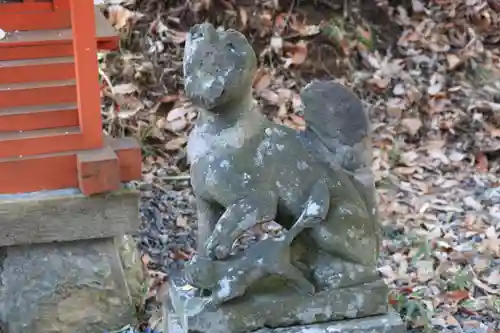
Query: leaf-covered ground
97,0,500,332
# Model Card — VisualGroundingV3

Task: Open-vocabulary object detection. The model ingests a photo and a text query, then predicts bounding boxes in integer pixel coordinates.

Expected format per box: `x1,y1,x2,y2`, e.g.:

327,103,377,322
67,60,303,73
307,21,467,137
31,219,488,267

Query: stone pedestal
162,278,406,333
166,310,405,333
0,186,143,333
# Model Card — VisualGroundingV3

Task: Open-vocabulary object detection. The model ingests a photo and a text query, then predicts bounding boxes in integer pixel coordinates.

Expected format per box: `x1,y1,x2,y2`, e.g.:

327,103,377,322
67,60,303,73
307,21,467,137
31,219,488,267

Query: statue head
183,22,257,111
184,254,218,290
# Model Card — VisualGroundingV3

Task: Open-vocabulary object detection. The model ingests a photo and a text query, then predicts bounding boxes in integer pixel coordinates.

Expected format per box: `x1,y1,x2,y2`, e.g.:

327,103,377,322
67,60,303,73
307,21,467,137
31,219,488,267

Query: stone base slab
256,311,406,333
0,185,139,247
0,236,143,333
163,278,390,333
166,310,406,333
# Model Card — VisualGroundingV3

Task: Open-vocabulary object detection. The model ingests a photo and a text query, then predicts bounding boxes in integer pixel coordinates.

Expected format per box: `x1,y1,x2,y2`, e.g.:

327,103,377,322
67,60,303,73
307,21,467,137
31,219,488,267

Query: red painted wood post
68,0,103,150
0,0,142,194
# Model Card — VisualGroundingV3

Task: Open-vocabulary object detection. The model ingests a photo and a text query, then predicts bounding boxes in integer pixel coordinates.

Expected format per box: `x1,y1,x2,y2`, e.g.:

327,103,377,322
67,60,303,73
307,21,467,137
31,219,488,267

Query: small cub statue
183,22,382,304
184,191,329,306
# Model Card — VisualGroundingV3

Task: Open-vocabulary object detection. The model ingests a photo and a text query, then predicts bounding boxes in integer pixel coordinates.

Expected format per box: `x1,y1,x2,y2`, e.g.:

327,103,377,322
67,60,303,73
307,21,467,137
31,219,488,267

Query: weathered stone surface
0,185,140,247
175,22,400,333
0,237,140,333
164,279,389,333
256,311,406,333
116,234,146,309
166,310,405,333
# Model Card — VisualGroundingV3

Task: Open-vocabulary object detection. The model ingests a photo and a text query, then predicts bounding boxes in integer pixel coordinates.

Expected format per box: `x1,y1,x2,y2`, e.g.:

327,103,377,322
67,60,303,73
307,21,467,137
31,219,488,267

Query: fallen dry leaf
253,72,272,92
446,54,462,70
176,215,189,228
485,269,500,286
107,4,139,29
283,41,308,68
475,152,489,172
270,36,283,53
113,83,138,95
427,73,446,96
239,7,248,29
401,118,423,136
415,259,434,282
165,137,187,151
444,290,470,303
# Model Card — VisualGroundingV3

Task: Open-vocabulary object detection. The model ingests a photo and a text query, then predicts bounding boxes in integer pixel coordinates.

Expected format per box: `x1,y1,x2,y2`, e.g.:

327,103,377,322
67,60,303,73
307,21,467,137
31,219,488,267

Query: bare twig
160,175,191,181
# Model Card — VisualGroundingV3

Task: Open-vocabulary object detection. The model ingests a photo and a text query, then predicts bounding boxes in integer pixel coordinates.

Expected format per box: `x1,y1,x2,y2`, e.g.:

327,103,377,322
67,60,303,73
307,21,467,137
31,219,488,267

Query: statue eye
227,42,236,52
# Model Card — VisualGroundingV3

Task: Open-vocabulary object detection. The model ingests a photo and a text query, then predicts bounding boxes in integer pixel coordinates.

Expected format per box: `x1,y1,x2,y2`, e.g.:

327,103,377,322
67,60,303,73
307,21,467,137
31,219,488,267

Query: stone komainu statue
183,22,382,294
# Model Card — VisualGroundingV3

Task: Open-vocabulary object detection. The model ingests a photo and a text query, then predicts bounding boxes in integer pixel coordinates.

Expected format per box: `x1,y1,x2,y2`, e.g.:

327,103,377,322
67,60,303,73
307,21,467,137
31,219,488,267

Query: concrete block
0,185,139,246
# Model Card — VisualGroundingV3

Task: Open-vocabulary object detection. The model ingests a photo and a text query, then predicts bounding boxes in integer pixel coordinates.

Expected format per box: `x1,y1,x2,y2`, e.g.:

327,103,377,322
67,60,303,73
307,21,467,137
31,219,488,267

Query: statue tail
300,81,381,252
283,209,311,246
299,80,373,187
